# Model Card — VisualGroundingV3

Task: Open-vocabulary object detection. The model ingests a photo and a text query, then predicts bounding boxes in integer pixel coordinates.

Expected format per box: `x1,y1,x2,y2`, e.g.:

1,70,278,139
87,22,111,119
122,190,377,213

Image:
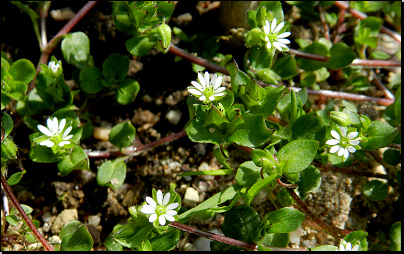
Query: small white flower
325,126,360,159
37,117,73,148
141,190,179,226
187,71,226,104
48,61,60,75
338,239,360,251
263,18,291,52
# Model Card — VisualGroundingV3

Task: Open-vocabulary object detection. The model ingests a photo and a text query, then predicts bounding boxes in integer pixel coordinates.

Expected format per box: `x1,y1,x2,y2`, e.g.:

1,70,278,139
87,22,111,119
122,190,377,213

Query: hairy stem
1,173,54,251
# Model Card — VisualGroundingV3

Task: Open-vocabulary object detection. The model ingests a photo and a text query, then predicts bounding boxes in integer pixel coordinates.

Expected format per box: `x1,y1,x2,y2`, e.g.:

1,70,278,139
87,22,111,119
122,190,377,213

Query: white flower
263,18,291,52
37,117,73,148
141,190,179,226
187,71,226,104
338,239,360,251
325,126,360,159
48,61,60,75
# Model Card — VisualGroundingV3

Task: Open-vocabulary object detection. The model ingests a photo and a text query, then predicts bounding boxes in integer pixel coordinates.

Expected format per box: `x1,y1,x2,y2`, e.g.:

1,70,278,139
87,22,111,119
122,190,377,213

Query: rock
193,229,224,251
183,187,199,207
166,110,182,125
93,126,112,141
51,209,78,235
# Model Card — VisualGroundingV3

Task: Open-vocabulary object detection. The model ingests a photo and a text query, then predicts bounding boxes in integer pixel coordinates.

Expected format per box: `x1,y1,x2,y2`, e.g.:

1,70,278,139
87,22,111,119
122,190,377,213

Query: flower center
156,205,166,216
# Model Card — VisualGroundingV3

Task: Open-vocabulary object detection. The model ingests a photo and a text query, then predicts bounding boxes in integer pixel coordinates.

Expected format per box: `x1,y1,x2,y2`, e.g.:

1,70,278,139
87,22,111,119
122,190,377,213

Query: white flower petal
340,127,347,137
273,42,284,51
197,73,206,89
276,38,290,44
59,141,70,147
273,21,284,34
163,214,176,222
211,74,218,88
51,117,59,133
325,139,340,145
214,92,226,97
265,36,269,42
199,95,206,101
141,205,156,214
191,81,204,92
163,192,170,206
329,145,341,154
188,88,204,96
344,148,350,158
338,147,345,157
346,242,352,251
331,130,340,140
347,146,356,153
166,202,179,210
347,132,358,139
277,32,291,38
213,75,223,90
58,119,66,134
271,18,277,33
63,126,73,138
37,125,53,137
266,41,272,49
209,96,215,101
40,140,55,147
349,139,359,146
145,196,156,208
264,20,270,34
64,135,73,141
165,210,177,216
215,86,226,93
203,72,210,88
352,244,360,251
149,213,157,223
156,190,163,205
158,215,166,226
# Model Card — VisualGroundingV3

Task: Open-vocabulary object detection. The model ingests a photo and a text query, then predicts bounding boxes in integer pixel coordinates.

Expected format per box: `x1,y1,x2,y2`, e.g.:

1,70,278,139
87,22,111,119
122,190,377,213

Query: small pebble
166,110,182,125
183,187,199,207
93,126,112,141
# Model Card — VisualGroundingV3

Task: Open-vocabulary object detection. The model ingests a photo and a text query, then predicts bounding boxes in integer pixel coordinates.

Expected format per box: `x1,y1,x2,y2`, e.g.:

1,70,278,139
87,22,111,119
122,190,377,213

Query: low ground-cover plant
1,1,401,251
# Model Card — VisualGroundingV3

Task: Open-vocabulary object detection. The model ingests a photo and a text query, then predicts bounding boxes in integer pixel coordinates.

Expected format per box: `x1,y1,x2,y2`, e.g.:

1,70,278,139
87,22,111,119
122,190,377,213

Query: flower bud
48,61,60,76
157,23,171,49
359,115,371,130
328,111,352,126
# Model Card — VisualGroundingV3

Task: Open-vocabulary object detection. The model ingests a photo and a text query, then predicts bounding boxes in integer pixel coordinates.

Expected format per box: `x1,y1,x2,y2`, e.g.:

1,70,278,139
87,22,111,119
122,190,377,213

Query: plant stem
334,1,401,44
318,5,330,41
371,70,395,100
1,173,54,251
168,221,258,251
85,130,187,158
286,188,341,240
29,1,98,92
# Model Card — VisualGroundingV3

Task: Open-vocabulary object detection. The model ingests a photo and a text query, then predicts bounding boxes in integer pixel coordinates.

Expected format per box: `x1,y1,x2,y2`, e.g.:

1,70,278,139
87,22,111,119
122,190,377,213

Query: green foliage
96,156,128,189
61,32,92,69
389,221,401,251
109,121,137,150
60,221,93,251
362,180,389,201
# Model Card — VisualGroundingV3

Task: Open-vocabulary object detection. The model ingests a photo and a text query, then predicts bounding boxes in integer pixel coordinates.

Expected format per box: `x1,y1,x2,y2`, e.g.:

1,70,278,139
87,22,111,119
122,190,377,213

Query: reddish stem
29,1,98,91
86,130,187,158
318,6,330,41
371,70,395,100
169,221,258,251
333,1,401,44
1,173,54,251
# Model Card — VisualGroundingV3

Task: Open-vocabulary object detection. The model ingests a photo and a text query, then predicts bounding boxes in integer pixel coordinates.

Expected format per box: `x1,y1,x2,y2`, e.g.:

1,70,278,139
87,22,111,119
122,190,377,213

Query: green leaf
57,146,90,176
292,112,326,142
389,221,401,251
61,32,91,69
185,115,222,146
245,28,263,48
149,226,181,251
104,234,123,251
227,113,274,148
156,1,175,20
326,42,357,69
310,245,339,251
109,121,136,150
272,55,298,80
102,53,129,83
9,59,36,84
178,185,238,220
6,170,26,186
244,173,278,205
6,215,19,226
79,67,104,94
60,220,83,239
297,165,321,200
116,78,140,105
1,136,18,161
259,233,290,248
97,157,127,189
113,223,154,249
344,230,368,251
354,17,383,48
362,180,389,201
370,50,391,60
383,149,401,166
60,224,93,251
2,112,14,139
361,121,397,150
157,23,171,52
236,161,266,187
262,207,305,233
296,41,329,71
125,34,157,57
250,85,285,118
29,145,61,163
258,1,284,22
278,139,319,174
221,206,260,244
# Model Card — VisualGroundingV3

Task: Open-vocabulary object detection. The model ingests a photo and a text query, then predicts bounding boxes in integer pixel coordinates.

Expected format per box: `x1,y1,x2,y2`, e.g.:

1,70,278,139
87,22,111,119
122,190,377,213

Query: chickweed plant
1,1,401,251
